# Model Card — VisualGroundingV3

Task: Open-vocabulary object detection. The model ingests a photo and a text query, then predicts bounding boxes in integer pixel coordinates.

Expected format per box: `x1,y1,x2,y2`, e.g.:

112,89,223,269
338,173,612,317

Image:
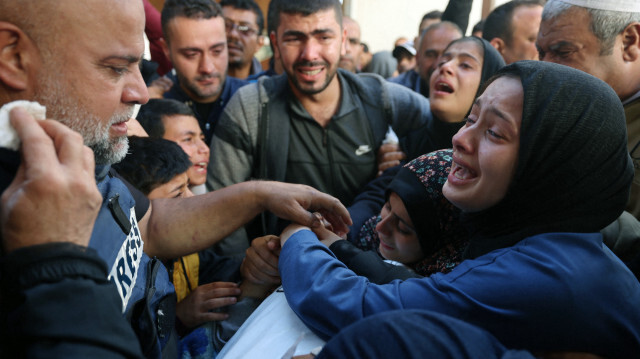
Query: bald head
339,16,362,73
0,0,145,56
0,0,148,164
0,1,58,49
416,21,462,84
343,16,359,31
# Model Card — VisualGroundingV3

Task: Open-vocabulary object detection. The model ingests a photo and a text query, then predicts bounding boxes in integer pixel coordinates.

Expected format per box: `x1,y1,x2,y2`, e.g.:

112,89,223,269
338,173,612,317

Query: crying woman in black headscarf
278,61,640,357
444,61,633,259
378,36,505,171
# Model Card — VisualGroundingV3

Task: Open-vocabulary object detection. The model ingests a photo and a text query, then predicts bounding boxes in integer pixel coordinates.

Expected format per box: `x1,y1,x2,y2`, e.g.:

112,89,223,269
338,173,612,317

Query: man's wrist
247,180,266,212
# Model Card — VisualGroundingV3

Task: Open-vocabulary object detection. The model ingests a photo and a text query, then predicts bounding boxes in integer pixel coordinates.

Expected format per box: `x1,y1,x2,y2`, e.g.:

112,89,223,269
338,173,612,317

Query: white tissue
0,100,46,150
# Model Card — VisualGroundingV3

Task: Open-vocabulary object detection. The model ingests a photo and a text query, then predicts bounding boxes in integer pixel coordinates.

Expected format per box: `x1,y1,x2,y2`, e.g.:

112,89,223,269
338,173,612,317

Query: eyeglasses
224,20,258,37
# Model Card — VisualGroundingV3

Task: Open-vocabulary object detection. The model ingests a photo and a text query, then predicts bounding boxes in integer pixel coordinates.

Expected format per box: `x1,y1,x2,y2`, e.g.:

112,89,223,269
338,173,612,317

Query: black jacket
0,231,143,358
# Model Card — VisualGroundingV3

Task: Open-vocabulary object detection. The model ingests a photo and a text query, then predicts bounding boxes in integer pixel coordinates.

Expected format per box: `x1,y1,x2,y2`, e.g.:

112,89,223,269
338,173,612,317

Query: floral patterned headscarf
356,149,469,276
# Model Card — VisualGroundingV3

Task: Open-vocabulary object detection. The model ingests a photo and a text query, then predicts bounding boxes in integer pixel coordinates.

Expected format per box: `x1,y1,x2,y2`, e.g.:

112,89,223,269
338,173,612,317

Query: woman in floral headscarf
325,149,468,284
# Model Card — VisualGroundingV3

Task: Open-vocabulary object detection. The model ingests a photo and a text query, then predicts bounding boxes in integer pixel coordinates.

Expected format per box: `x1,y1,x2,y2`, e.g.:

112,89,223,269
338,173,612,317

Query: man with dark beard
161,0,248,145
208,0,431,256
0,0,352,356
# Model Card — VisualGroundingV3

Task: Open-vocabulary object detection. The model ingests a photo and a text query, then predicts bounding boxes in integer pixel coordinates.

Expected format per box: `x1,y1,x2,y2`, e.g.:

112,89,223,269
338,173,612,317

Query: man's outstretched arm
141,181,352,259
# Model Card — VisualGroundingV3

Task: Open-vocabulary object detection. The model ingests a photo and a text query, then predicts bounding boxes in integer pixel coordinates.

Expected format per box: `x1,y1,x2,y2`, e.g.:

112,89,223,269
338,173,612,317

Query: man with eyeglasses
221,0,265,80
161,0,248,145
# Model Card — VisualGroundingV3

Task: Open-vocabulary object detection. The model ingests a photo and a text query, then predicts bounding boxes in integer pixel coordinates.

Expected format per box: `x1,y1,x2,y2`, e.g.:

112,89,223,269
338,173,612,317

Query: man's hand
142,181,350,260
310,213,344,248
1,108,102,253
147,76,173,99
279,213,344,248
255,182,352,237
377,142,406,176
175,281,241,329
240,235,281,286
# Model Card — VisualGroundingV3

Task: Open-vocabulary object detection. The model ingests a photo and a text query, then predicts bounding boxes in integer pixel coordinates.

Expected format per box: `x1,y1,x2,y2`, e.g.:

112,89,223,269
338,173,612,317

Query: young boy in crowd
113,136,274,354
136,99,211,195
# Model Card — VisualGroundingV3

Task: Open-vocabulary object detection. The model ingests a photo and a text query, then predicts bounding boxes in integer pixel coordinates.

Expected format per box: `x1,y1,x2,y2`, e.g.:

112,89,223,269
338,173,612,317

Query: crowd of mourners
2,0,640,358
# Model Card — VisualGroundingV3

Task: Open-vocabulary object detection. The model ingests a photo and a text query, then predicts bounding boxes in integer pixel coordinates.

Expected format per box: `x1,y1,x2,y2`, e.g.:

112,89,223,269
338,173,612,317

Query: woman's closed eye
487,128,504,140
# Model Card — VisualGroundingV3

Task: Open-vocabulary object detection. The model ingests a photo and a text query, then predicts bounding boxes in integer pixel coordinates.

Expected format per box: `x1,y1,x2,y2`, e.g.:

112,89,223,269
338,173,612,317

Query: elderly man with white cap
537,0,640,220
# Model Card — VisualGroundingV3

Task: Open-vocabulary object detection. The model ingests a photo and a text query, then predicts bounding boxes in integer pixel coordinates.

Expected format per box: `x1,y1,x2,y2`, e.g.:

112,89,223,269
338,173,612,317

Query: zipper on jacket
322,128,328,147
326,126,336,197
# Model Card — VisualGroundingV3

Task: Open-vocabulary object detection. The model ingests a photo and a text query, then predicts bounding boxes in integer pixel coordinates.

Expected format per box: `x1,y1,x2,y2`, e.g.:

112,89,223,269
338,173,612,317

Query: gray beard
91,133,130,165
34,74,133,165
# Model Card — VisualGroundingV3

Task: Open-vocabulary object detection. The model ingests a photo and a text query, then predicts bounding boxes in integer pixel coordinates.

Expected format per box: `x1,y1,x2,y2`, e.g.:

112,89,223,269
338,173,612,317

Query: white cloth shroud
217,287,325,359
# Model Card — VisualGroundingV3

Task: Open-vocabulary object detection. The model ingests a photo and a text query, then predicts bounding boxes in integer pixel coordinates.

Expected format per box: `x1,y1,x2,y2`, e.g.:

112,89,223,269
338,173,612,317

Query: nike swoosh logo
355,145,372,156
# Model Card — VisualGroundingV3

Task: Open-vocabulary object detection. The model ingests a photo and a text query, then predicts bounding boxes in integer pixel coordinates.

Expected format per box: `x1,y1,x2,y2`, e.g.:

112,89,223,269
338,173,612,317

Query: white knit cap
555,0,640,13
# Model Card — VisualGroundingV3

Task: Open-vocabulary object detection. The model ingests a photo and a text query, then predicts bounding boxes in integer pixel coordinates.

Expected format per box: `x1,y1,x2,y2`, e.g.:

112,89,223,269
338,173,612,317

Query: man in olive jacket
208,0,432,256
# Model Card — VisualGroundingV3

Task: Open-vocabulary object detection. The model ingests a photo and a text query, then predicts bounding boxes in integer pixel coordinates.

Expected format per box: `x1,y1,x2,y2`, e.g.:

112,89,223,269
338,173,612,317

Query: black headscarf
463,61,633,259
402,37,505,160
465,36,506,99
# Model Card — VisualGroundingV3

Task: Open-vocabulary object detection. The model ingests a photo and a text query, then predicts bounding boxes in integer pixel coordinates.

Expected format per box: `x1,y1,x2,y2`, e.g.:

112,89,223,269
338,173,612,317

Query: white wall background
345,0,510,53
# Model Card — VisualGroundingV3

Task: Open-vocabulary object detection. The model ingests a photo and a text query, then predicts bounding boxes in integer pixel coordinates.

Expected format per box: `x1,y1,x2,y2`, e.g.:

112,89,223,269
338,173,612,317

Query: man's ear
489,37,505,55
622,22,640,62
256,33,265,49
0,22,36,91
159,37,170,60
270,31,280,60
341,28,347,56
